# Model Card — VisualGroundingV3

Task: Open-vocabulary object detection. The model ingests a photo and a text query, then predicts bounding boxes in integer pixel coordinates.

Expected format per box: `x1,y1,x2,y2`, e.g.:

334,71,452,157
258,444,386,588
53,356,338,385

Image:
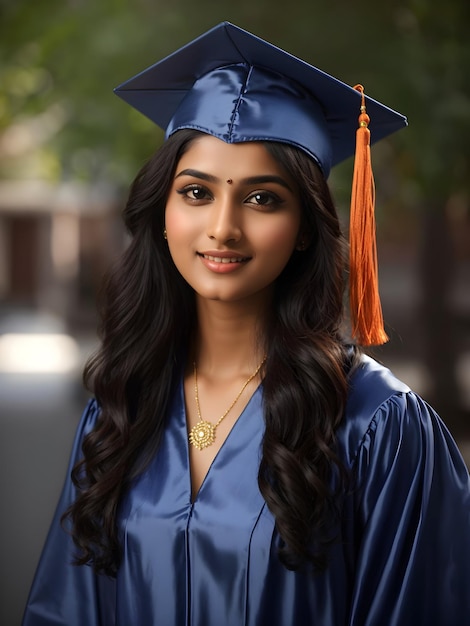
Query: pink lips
197,251,251,274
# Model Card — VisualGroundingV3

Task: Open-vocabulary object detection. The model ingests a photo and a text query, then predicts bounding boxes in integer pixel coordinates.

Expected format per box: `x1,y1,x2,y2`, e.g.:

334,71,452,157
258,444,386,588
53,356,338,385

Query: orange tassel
349,85,388,346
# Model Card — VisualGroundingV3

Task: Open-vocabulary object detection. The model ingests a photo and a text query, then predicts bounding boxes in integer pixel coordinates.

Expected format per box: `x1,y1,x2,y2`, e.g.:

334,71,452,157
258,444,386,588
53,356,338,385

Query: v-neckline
180,378,263,504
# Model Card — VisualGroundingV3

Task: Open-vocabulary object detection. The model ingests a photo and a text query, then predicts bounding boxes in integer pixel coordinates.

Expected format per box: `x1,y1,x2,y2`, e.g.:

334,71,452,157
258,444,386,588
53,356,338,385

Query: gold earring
163,229,167,240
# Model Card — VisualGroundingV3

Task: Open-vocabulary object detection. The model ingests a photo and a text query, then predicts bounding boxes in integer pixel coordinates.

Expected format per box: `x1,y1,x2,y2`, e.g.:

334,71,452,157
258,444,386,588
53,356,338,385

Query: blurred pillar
419,203,463,432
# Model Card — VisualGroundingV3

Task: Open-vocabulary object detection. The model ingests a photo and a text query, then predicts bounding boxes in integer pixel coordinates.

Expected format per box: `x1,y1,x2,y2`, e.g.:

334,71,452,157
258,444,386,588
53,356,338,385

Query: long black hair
65,129,359,576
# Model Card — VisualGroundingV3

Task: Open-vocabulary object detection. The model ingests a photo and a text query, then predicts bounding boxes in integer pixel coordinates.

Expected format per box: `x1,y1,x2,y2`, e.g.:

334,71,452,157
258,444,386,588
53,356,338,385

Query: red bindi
226,179,233,184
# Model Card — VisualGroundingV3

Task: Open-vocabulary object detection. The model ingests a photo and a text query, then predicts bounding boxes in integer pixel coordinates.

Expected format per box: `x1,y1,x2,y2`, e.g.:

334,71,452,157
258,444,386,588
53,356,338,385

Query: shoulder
79,397,102,435
337,354,442,470
347,353,410,417
67,398,102,464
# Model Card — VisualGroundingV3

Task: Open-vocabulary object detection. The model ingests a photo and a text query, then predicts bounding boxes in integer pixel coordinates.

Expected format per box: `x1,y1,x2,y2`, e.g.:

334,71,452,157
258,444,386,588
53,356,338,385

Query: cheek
164,205,192,270
165,201,180,230
254,217,300,254
165,205,194,241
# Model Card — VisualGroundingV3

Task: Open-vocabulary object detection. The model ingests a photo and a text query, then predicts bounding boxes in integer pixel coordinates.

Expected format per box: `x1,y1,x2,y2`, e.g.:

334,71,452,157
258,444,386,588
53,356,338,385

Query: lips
200,254,249,264
197,251,251,273
197,252,251,263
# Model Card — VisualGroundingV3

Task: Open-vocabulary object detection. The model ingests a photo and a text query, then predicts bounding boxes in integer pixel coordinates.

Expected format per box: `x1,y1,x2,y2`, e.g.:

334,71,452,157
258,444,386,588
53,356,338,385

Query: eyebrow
175,169,218,183
174,169,293,192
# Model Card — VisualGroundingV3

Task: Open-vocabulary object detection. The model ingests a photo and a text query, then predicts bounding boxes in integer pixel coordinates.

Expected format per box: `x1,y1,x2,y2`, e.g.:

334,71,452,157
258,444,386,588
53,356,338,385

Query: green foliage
1,0,469,206
392,1,470,201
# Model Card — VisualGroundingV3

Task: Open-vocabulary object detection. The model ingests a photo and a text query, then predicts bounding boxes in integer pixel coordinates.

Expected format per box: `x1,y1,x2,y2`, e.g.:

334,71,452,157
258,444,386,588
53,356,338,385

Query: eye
176,184,212,202
245,191,282,207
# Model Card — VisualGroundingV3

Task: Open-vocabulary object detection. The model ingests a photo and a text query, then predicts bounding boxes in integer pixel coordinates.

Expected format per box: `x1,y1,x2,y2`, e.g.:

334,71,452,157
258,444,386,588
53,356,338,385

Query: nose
206,196,242,243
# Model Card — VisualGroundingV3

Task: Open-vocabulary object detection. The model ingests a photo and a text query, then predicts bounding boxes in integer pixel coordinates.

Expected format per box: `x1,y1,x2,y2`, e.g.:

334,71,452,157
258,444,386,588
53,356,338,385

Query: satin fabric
114,22,408,176
165,63,332,176
22,356,470,625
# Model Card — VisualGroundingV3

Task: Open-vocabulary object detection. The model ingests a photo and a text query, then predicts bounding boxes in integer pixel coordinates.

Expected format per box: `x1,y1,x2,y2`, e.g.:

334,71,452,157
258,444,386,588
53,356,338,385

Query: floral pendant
189,419,216,450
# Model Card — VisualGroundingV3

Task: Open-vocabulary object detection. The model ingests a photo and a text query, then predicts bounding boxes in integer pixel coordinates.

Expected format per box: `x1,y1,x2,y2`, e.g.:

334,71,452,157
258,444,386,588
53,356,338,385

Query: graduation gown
22,355,470,625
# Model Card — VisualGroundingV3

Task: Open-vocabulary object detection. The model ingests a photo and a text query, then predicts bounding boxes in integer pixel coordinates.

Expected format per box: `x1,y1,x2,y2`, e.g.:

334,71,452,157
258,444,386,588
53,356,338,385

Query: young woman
23,23,470,626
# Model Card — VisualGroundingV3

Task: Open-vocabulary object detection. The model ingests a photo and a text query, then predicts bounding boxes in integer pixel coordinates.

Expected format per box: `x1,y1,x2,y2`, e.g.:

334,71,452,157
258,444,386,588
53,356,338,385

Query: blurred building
0,180,124,330
0,179,125,626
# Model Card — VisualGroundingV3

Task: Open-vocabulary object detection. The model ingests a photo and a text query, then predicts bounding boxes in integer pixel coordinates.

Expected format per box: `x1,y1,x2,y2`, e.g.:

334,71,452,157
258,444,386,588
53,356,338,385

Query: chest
112,380,353,625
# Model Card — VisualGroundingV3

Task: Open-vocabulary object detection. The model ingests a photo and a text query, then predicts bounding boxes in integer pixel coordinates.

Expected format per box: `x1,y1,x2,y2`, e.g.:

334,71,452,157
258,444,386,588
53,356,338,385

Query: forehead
176,134,292,180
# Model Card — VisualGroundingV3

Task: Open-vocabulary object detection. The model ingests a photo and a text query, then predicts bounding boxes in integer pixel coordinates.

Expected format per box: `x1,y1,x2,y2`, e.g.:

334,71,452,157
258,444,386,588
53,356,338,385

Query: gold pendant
189,420,216,450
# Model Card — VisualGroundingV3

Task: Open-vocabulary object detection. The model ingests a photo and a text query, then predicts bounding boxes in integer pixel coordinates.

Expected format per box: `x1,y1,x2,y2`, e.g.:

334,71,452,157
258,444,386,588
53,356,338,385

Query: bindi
226,179,233,184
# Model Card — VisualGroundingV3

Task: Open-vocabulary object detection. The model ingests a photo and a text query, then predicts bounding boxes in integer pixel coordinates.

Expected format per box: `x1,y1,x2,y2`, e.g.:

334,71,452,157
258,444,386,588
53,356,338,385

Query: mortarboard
114,21,406,178
114,22,408,346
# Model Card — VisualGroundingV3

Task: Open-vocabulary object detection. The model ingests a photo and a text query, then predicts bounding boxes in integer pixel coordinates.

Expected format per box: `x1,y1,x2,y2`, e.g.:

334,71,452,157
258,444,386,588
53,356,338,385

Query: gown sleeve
22,399,116,626
348,391,470,626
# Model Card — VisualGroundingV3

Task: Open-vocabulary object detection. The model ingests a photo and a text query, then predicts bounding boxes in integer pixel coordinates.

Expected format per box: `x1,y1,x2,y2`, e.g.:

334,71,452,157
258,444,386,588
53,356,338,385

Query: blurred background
1,0,469,623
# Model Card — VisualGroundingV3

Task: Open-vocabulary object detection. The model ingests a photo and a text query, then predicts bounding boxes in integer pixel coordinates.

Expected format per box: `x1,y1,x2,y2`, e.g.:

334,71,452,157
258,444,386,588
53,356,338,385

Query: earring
163,229,167,240
296,240,306,251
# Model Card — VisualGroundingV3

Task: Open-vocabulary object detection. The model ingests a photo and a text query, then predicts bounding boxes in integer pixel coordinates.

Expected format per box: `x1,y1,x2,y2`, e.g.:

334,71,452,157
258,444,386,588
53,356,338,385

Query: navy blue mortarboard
115,22,408,347
114,21,406,178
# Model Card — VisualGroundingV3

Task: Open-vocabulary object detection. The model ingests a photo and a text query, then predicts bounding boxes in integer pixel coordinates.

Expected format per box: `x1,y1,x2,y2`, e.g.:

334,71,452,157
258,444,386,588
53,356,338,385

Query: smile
197,252,251,274
200,254,250,264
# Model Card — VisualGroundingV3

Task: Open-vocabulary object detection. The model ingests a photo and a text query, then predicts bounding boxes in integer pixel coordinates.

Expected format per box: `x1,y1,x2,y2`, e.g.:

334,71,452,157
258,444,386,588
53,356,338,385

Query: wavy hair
64,129,359,576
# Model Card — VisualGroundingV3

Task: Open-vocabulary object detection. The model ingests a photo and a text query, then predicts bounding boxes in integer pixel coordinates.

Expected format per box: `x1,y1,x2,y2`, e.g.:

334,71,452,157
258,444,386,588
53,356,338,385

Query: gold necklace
189,358,266,451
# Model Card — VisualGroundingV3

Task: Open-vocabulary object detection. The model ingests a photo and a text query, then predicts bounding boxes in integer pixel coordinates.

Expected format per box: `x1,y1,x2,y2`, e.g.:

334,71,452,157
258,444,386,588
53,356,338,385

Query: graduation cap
114,22,408,346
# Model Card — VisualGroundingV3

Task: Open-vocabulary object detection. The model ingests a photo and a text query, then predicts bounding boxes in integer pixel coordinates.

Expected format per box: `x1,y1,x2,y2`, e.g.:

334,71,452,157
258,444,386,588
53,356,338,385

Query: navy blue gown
22,356,470,625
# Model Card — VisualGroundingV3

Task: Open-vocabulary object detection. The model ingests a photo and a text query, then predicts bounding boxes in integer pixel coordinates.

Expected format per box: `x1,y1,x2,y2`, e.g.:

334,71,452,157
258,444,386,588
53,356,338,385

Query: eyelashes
176,184,283,208
176,184,211,201
245,191,282,206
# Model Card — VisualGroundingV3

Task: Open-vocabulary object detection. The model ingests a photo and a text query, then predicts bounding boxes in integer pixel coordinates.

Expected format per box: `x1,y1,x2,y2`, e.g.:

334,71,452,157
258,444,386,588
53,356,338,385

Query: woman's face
165,134,302,307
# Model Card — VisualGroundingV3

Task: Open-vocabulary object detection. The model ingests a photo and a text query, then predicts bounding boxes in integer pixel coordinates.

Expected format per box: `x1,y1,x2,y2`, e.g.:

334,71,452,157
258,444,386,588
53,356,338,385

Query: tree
1,0,469,427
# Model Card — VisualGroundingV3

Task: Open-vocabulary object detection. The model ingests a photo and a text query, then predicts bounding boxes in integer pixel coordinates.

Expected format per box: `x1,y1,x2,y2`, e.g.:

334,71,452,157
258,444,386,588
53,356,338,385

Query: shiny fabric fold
22,356,470,625
114,22,408,177
166,63,332,175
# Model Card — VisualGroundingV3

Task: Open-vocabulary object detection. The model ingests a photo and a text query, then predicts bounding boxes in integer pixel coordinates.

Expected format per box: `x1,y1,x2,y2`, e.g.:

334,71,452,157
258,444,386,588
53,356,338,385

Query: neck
192,296,269,378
